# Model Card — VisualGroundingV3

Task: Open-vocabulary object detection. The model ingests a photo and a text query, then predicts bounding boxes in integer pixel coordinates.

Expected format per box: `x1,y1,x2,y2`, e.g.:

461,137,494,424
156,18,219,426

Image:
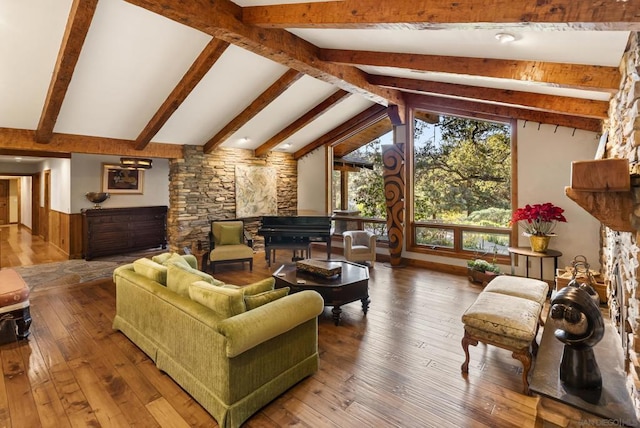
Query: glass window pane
462,231,510,256
415,226,454,249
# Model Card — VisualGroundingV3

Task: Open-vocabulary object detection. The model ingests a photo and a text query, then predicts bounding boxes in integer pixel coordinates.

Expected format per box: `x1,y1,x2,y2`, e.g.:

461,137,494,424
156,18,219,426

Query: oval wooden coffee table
273,260,369,325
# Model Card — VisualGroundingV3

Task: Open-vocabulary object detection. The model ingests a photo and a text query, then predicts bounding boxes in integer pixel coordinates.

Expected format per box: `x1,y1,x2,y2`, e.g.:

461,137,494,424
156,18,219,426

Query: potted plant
511,202,567,252
467,258,501,286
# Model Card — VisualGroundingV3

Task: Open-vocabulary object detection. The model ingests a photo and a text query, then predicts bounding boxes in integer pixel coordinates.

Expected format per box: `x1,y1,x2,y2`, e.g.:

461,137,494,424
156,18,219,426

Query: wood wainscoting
38,207,83,259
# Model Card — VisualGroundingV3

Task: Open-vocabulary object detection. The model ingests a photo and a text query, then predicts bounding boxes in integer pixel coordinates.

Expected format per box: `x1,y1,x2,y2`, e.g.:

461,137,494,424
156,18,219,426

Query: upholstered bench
461,276,548,395
0,269,31,340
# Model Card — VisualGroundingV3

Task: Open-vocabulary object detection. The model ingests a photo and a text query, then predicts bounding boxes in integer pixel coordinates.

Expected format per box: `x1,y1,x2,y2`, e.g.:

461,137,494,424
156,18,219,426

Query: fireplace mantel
565,159,634,232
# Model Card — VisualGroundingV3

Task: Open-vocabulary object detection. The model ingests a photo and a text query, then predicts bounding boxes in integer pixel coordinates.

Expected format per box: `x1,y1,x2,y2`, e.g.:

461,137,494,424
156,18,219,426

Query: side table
508,246,562,281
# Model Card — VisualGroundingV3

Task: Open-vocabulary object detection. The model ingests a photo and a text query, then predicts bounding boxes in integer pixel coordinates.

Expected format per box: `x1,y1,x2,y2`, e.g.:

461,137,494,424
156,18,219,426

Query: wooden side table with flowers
511,202,567,253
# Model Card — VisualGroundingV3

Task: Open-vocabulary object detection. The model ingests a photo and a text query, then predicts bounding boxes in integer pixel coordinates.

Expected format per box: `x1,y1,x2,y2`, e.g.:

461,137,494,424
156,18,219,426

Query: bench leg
512,348,532,395
461,330,478,374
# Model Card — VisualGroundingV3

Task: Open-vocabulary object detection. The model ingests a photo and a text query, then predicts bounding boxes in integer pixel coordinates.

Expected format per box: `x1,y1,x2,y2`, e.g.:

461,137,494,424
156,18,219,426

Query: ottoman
0,269,31,340
483,275,548,325
461,291,543,394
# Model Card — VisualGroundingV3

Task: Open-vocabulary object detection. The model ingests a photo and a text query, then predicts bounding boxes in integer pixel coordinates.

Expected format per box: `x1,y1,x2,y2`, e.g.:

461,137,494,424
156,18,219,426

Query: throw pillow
244,287,289,310
164,253,191,268
133,258,168,285
240,277,275,296
167,263,215,297
219,224,242,246
151,252,172,265
189,281,246,318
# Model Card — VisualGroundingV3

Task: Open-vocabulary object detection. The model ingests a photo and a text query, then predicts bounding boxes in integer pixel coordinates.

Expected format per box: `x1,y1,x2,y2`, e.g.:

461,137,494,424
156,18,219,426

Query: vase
529,234,551,253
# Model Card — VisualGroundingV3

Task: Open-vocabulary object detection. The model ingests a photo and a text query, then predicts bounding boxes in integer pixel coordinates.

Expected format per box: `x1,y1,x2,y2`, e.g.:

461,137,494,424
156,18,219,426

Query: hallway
0,224,67,268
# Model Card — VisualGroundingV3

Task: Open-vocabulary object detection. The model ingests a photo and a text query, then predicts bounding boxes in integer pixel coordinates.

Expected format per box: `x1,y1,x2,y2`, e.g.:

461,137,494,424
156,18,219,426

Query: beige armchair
343,230,377,267
207,220,254,273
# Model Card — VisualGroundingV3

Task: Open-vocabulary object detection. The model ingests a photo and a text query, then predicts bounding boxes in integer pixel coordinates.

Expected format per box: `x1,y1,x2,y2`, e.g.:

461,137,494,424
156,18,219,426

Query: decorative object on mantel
549,282,605,393
85,192,110,209
511,202,566,253
120,157,152,169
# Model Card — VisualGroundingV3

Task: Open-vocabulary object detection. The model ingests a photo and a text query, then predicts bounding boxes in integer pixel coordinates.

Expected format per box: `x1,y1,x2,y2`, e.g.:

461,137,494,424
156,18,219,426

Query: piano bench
266,242,311,267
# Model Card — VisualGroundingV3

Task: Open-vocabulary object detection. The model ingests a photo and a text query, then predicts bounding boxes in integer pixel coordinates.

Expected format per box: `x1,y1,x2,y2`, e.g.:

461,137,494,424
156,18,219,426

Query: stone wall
167,145,297,253
602,31,640,417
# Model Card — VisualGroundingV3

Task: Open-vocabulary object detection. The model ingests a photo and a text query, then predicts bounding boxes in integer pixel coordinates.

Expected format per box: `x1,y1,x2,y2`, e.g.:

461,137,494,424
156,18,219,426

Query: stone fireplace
598,32,640,418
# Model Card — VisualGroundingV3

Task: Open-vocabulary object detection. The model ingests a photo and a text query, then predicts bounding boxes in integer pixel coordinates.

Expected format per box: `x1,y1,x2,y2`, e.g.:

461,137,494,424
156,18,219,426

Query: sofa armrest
215,290,324,358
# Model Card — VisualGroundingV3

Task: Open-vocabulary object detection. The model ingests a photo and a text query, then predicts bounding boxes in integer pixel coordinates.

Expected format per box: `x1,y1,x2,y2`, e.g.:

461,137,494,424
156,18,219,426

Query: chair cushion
133,258,168,285
461,292,540,342
244,287,289,310
483,275,548,306
189,281,246,318
219,224,242,245
166,263,216,297
209,244,253,262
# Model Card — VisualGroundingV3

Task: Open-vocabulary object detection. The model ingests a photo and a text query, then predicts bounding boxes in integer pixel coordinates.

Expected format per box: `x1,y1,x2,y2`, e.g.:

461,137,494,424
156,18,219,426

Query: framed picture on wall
102,164,144,194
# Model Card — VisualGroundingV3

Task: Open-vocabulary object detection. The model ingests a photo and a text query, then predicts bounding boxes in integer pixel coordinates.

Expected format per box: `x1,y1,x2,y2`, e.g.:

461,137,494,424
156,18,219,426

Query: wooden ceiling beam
243,0,640,31
203,69,304,153
135,38,230,150
123,0,404,109
254,89,352,157
294,104,388,159
405,94,602,132
368,75,610,119
35,0,98,144
323,49,620,92
0,128,183,159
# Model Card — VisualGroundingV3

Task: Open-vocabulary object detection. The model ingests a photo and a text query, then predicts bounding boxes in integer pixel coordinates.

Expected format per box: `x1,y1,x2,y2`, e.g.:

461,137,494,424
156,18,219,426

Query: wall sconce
120,157,153,169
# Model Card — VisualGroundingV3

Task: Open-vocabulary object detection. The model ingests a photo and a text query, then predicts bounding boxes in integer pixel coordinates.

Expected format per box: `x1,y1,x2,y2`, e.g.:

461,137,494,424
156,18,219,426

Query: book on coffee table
295,259,342,278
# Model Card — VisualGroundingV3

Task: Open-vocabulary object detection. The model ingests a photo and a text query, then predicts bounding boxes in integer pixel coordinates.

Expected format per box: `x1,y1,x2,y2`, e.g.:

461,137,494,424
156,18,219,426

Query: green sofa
112,254,324,428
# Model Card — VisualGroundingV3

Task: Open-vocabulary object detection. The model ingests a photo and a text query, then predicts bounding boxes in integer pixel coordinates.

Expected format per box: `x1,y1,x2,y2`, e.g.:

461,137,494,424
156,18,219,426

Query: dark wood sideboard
82,206,167,260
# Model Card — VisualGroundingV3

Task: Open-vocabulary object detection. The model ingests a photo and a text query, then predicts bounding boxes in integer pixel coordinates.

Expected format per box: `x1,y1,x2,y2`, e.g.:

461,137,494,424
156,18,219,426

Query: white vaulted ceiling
0,0,635,160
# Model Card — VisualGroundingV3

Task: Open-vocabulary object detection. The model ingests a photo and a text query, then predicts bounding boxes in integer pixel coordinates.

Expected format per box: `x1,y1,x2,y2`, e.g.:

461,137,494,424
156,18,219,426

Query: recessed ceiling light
495,32,516,43
239,137,250,144
282,142,291,148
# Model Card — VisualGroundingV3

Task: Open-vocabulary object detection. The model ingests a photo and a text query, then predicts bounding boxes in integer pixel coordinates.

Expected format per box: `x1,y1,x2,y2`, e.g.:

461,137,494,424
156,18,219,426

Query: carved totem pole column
382,143,405,266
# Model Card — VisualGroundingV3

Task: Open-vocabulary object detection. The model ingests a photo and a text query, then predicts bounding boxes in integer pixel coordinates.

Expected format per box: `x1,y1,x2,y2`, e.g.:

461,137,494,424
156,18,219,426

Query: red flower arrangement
511,202,567,236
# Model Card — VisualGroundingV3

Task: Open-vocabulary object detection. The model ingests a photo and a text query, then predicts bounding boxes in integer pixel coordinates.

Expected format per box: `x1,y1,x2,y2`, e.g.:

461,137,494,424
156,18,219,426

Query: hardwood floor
0,225,604,427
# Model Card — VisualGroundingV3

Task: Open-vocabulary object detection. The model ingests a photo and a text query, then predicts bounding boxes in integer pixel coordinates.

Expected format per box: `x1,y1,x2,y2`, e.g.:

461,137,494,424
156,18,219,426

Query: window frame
404,101,518,264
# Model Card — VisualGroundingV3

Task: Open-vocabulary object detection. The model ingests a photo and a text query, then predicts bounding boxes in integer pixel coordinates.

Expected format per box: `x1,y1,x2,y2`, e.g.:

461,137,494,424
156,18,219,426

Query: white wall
401,121,602,280
298,147,330,215
20,176,32,230
70,154,169,212
41,158,71,213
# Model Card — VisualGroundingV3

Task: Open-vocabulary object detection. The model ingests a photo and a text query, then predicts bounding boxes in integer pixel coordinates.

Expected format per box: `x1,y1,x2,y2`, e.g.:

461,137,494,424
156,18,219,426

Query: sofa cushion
167,263,216,297
133,258,168,285
219,224,242,245
245,287,289,310
189,281,246,318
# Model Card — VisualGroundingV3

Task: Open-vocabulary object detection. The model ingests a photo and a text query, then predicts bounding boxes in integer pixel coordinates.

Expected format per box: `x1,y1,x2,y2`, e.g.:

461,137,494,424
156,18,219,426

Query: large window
410,111,514,259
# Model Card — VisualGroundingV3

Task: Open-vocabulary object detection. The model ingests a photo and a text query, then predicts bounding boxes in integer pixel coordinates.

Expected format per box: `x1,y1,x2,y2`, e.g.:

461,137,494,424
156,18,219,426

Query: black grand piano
258,215,333,266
